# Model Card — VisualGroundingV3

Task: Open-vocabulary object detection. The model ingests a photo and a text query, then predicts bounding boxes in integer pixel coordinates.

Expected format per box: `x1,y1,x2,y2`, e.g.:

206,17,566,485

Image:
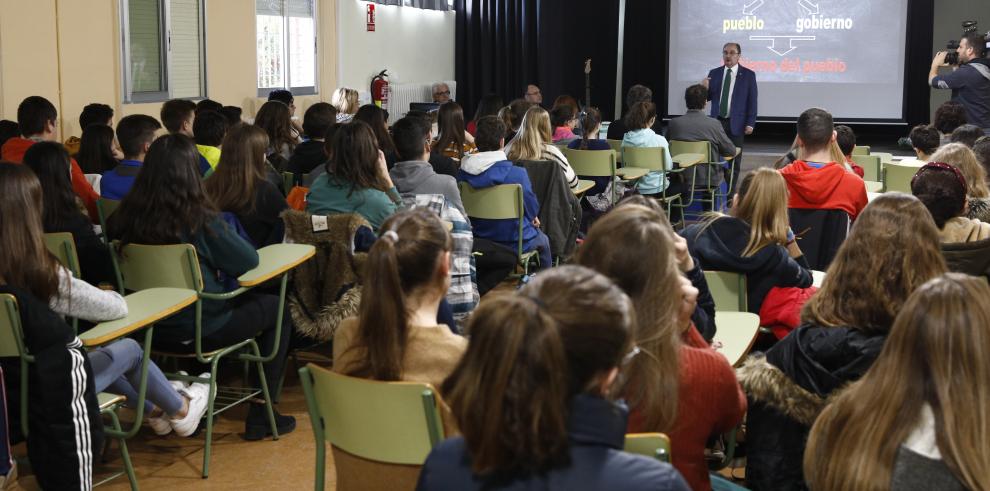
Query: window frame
119,0,208,104
255,0,319,98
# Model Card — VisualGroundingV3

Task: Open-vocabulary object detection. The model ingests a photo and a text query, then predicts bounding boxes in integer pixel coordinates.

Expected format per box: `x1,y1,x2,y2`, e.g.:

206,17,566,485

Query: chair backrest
562,148,617,178
622,146,669,172
606,139,623,163
788,208,850,271
852,145,870,155
458,182,525,254
669,140,712,163
624,433,671,463
115,242,204,292
0,294,24,358
852,154,882,182
43,232,81,279
97,198,121,225
704,270,748,312
300,364,444,465
883,162,920,193
282,171,294,195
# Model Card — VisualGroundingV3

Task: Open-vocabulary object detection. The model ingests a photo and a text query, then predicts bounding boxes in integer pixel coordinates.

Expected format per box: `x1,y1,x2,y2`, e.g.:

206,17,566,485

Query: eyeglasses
434,90,450,97
723,51,740,56
527,90,542,96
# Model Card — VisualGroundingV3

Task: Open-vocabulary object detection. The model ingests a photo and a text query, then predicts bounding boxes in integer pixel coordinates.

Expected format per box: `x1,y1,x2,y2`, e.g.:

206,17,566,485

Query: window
256,0,318,96
120,0,206,103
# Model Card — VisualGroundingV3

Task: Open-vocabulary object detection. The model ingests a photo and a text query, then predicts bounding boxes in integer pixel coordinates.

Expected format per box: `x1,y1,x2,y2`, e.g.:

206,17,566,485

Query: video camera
945,21,986,65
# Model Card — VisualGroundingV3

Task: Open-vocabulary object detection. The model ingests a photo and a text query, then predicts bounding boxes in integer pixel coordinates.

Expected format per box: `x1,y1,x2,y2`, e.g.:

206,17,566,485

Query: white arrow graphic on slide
742,0,764,15
798,0,820,15
750,36,816,56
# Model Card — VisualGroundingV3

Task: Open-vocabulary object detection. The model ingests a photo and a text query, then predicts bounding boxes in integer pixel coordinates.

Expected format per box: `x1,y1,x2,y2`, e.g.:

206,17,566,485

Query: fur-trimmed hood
737,354,827,427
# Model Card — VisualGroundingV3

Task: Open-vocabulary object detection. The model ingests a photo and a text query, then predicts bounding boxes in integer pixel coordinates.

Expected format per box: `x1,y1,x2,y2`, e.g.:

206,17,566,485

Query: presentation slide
667,0,909,121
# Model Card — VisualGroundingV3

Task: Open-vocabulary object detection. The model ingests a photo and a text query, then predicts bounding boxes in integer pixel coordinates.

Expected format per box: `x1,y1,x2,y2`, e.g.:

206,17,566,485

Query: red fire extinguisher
371,69,389,109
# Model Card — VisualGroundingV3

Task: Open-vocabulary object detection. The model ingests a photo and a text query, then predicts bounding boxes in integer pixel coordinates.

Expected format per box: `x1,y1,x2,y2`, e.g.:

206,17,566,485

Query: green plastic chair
624,433,671,463
0,294,137,489
299,364,444,491
670,140,726,213
562,148,618,204
43,232,81,332
852,145,871,155
606,139,623,164
112,242,302,478
621,146,687,227
458,182,540,275
883,161,920,193
852,154,882,182
96,198,120,236
704,270,748,312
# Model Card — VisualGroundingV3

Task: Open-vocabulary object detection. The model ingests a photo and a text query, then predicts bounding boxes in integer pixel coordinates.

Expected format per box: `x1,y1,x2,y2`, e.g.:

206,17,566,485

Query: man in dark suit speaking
702,42,757,192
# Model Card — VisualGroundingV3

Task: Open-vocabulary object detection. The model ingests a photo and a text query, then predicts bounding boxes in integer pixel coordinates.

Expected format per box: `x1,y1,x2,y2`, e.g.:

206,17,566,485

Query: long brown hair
342,209,452,380
434,101,468,160
0,163,60,301
802,193,946,333
931,142,990,198
204,124,269,213
327,121,389,195
442,266,633,475
805,273,990,491
353,104,397,157
575,200,680,430
254,100,297,155
506,106,551,161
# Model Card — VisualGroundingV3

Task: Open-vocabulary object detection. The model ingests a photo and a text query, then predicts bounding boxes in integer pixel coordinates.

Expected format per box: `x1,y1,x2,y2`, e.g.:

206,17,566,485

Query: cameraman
930,33,990,133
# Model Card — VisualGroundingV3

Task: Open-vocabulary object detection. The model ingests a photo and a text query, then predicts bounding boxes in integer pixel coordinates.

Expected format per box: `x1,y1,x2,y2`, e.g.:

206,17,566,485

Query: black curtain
454,0,619,120
620,0,671,121
904,0,935,126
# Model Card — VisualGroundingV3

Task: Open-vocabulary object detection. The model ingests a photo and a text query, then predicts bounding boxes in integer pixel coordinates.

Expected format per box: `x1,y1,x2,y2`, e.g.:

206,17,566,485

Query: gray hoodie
389,160,466,216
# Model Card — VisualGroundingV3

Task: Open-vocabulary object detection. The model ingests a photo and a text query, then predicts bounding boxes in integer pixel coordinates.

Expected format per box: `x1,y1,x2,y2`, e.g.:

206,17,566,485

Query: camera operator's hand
932,51,949,68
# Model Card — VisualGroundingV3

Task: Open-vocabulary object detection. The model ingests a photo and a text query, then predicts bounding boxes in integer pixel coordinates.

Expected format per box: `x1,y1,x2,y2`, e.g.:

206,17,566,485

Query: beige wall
0,0,339,137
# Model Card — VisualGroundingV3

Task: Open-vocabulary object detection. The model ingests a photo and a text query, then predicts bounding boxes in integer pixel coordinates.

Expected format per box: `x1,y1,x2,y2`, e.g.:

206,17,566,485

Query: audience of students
418,266,690,491
220,105,243,126
931,142,990,223
267,89,304,136
933,101,968,146
902,124,941,165
578,202,743,491
459,116,552,268
912,162,990,280
682,168,813,314
101,114,162,200
196,99,223,115
2,96,100,221
160,99,197,137
467,94,502,136
331,87,359,123
607,84,655,140
622,101,679,200
254,100,299,165
505,106,579,190
833,125,866,178
76,123,122,175
306,121,401,230
287,102,336,180
739,193,947,490
433,101,476,162
193,110,228,172
403,110,459,177
353,104,398,165
64,103,114,156
498,98,530,143
951,123,985,148
804,273,990,491
389,116,465,215
23,142,115,286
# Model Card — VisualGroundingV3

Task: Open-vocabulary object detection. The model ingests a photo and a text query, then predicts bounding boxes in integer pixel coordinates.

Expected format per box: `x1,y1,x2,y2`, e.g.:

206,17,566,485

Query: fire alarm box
367,4,376,32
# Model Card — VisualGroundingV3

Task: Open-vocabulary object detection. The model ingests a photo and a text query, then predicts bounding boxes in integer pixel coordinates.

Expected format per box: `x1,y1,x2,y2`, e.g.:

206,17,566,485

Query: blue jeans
88,339,183,415
506,230,552,271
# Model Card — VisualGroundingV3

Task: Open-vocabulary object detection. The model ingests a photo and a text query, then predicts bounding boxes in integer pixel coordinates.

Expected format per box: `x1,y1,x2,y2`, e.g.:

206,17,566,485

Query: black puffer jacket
737,324,886,491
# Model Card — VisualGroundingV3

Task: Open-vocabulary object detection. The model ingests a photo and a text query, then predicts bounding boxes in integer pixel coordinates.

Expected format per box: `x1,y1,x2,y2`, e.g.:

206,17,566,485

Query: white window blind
122,0,206,103
257,0,317,96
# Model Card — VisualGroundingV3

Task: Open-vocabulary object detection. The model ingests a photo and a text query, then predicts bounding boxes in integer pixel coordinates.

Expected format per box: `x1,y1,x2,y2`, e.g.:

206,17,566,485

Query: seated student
459,116,552,268
805,273,990,491
498,98,530,143
833,125,866,177
738,193,947,490
204,124,288,247
933,101,968,146
64,103,114,156
417,266,690,491
931,142,990,222
432,101,476,162
306,121,401,230
0,120,18,149
220,105,243,127
667,84,739,193
107,135,296,440
267,89,304,135
900,124,941,166
682,168,813,314
974,135,990,176
193,110,228,172
254,100,300,166
550,103,579,143
912,162,990,280
779,108,868,220
23,142,115,286
354,104,399,165
331,87,359,124
1,96,100,221
287,102,336,179
622,101,678,199
161,99,211,176
101,114,161,200
196,98,223,115
607,84,658,140
577,204,742,491
76,124,122,175
0,163,210,439
505,106,579,190
389,116,465,215
951,123,984,148
467,94,502,136
568,107,614,208
404,110,458,177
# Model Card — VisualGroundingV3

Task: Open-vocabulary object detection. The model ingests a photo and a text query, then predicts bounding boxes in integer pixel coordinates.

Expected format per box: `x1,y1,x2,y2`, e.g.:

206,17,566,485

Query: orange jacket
2,137,99,223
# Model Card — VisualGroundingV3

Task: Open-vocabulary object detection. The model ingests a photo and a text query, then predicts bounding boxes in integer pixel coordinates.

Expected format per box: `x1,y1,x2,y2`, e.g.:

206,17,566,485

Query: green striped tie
719,69,732,118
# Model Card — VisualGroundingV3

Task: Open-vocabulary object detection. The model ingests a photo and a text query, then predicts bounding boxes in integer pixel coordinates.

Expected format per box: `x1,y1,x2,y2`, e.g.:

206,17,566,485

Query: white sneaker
170,370,190,392
146,414,173,435
170,382,210,437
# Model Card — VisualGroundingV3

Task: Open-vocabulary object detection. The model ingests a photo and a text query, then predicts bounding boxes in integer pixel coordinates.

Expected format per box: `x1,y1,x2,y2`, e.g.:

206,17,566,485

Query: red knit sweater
628,327,747,491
